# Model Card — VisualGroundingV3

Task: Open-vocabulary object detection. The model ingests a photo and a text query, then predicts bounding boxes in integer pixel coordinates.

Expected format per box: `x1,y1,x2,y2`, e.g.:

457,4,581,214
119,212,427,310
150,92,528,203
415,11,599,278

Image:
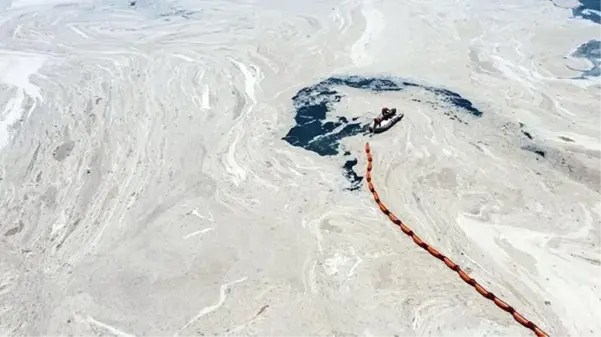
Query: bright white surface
0,0,599,336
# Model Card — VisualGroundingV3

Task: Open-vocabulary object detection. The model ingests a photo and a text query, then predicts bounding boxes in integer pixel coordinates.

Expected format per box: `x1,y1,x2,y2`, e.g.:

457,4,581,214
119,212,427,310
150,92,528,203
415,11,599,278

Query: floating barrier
364,142,549,337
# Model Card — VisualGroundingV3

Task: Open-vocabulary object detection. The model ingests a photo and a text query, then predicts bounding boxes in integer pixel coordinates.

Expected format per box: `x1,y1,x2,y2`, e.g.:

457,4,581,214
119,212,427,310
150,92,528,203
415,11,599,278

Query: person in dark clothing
382,107,396,119
373,107,397,130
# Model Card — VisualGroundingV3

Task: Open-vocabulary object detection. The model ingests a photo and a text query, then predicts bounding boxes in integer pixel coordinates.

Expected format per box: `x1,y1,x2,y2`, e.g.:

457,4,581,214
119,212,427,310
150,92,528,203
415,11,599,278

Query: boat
368,112,404,134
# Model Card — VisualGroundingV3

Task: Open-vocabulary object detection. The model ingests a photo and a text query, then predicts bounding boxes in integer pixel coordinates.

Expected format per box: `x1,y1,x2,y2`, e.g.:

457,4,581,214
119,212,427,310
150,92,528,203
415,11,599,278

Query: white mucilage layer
0,0,599,336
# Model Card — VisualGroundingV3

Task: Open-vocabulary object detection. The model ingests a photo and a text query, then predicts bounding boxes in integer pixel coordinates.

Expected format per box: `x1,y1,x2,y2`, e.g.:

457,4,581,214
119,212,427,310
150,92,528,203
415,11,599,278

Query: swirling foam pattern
0,0,599,336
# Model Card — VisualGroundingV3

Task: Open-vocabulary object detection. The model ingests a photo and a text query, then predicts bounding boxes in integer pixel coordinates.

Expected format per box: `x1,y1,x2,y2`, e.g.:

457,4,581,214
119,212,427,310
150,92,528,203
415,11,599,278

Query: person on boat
372,107,397,129
369,107,403,134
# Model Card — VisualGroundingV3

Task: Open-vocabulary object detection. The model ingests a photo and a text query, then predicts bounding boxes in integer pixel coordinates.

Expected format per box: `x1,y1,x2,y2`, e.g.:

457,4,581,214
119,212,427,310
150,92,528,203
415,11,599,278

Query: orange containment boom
364,142,549,337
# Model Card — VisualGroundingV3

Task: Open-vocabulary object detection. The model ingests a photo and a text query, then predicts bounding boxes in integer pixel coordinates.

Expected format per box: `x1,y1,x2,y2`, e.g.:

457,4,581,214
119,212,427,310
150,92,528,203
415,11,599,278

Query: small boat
368,112,404,134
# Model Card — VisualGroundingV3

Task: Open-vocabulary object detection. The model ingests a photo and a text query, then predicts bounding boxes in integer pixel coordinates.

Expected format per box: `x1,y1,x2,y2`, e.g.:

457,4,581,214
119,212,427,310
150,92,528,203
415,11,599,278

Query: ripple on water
282,75,483,190
570,40,600,78
551,0,599,78
572,0,600,24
